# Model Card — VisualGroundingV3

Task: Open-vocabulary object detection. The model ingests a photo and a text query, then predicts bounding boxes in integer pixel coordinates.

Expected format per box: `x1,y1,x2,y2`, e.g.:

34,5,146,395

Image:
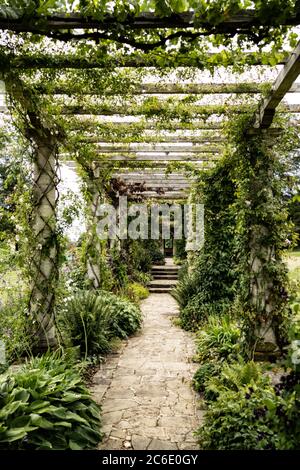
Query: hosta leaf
69,440,83,450
29,414,54,430
12,389,30,403
29,400,51,411
53,421,72,428
65,411,88,425
0,427,28,442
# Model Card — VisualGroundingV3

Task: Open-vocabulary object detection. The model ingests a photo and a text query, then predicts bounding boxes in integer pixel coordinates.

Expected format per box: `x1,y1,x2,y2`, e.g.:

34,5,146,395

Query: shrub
110,250,128,289
197,381,281,450
104,292,142,338
126,282,149,303
172,270,200,310
131,271,152,286
195,315,242,363
128,240,152,273
193,362,220,396
0,353,102,450
0,295,31,364
180,296,232,331
204,360,267,402
196,361,300,450
143,240,165,265
60,290,142,357
59,291,112,357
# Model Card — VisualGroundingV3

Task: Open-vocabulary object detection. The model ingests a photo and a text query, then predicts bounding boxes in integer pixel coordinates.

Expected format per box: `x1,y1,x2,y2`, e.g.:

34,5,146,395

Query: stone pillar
29,135,59,349
85,167,104,289
4,72,61,351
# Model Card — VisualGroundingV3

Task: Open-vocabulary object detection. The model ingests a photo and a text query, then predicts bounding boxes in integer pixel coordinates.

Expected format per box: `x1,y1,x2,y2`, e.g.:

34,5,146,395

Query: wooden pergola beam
33,82,276,95
93,149,221,159
93,142,224,151
4,53,287,70
1,10,300,33
139,193,187,199
255,41,300,129
32,83,300,96
73,122,225,132
81,135,223,143
39,103,300,116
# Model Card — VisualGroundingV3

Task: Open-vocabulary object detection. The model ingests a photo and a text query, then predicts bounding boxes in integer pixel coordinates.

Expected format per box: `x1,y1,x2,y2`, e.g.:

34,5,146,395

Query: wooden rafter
1,10,300,33
32,103,300,116
94,155,219,162
4,53,287,69
255,41,300,129
31,83,300,96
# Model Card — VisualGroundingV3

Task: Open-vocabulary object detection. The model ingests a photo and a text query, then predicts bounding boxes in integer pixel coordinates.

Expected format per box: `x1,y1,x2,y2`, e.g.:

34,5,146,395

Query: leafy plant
196,358,300,450
59,290,142,358
193,362,220,395
126,282,149,303
59,290,112,358
0,353,102,450
197,380,281,450
131,271,152,286
0,294,31,364
195,315,242,363
103,291,142,339
204,360,268,402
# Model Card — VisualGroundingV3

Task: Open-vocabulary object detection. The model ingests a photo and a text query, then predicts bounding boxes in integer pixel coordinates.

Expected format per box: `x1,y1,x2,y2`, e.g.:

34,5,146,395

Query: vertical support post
235,130,289,354
79,162,112,290
86,172,103,289
29,134,59,349
4,72,62,350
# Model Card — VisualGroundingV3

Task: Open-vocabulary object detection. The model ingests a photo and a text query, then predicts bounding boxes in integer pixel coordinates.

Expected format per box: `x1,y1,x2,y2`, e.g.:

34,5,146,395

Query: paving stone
107,388,136,399
132,435,152,450
91,384,108,402
102,410,124,423
99,436,123,450
110,428,127,439
178,441,199,450
102,399,137,413
92,293,201,451
148,439,178,450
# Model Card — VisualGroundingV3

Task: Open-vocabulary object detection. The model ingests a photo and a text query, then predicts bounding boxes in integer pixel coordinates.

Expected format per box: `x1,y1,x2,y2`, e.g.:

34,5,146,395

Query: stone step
149,280,178,288
152,265,179,270
151,269,179,275
148,287,174,293
152,274,178,280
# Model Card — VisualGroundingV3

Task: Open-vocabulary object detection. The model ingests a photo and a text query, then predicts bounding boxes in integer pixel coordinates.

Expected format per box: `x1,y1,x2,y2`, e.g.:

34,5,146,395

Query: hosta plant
0,353,102,450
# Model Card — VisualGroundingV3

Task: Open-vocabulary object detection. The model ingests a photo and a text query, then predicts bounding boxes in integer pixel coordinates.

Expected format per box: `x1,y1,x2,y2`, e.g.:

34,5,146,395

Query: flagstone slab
91,293,202,450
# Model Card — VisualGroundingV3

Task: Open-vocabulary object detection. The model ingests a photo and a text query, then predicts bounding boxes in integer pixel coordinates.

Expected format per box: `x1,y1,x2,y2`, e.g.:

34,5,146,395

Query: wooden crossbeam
75,124,225,135
118,184,191,189
140,193,187,199
32,83,300,96
92,142,225,151
86,138,222,145
255,41,300,129
115,173,191,179
33,82,275,95
1,10,300,33
38,103,300,116
94,150,221,160
3,53,288,70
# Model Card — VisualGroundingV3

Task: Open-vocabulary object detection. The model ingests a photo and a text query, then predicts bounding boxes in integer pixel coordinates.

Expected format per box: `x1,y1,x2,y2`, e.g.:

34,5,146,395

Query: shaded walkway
91,293,202,450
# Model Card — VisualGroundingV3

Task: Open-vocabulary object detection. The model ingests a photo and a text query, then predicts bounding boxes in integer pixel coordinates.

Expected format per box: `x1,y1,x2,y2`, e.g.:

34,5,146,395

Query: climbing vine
227,115,299,352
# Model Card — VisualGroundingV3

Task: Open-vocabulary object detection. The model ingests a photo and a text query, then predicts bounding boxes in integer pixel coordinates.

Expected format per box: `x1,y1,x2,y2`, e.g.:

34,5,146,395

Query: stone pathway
91,293,202,450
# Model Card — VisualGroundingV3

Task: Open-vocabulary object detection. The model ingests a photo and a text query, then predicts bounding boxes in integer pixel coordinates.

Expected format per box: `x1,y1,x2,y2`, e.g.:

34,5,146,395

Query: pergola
1,2,300,350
